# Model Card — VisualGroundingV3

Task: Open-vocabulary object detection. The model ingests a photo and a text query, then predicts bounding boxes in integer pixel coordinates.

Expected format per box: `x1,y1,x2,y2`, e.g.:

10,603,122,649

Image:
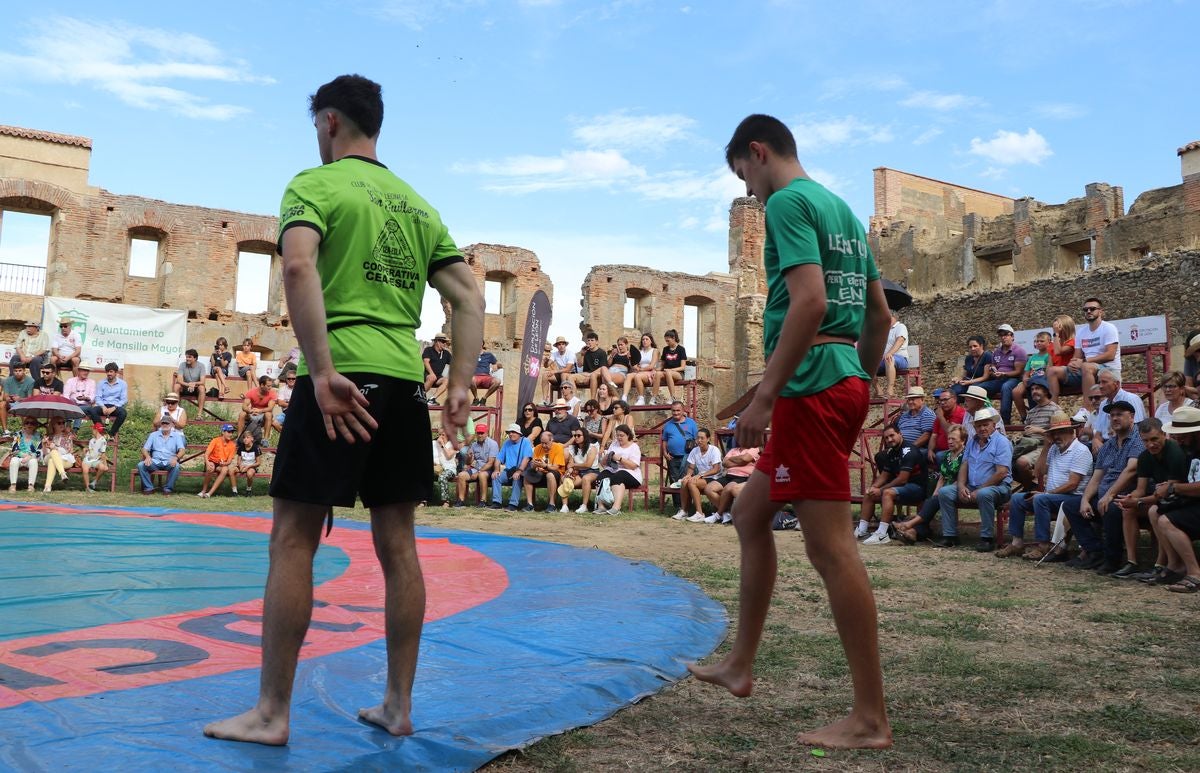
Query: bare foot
798,713,893,750
358,704,414,736
687,659,753,697
203,708,289,746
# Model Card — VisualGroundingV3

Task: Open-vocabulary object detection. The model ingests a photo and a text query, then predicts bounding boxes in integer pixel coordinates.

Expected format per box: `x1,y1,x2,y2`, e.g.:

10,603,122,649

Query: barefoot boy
689,114,892,750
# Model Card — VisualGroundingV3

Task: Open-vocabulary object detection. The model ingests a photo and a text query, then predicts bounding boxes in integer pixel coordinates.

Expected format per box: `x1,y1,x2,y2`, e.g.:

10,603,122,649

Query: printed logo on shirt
774,464,791,484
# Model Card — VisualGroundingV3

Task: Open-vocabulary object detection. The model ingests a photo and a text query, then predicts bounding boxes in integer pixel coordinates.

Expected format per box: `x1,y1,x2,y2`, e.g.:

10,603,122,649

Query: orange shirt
206,436,237,464
235,350,256,368
532,441,566,473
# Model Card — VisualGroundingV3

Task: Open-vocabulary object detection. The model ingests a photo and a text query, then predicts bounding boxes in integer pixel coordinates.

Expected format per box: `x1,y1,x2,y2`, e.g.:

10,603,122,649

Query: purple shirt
990,344,1027,378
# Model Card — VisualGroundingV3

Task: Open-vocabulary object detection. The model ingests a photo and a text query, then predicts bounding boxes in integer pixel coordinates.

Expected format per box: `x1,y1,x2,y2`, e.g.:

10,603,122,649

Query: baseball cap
474,422,488,433
997,324,1015,334
92,422,105,432
221,423,235,432
1103,400,1137,415
506,423,523,433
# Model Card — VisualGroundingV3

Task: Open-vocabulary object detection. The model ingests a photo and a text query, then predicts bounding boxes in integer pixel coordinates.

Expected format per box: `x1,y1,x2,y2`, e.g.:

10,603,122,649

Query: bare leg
1122,507,1140,563
204,499,327,745
688,478,705,516
357,503,423,736
610,483,626,511
884,358,897,397
1047,366,1064,401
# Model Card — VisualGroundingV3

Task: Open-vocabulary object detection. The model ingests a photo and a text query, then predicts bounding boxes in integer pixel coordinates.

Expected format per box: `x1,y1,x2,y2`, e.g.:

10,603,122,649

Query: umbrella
882,278,913,311
9,394,86,420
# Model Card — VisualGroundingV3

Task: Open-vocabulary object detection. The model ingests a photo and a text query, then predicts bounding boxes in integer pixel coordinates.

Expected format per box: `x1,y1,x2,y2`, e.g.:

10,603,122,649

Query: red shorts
756,376,868,502
472,374,495,388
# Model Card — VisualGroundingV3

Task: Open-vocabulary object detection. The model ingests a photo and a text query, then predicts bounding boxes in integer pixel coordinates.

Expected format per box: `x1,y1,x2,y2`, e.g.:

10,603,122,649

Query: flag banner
39,296,188,368
516,290,552,410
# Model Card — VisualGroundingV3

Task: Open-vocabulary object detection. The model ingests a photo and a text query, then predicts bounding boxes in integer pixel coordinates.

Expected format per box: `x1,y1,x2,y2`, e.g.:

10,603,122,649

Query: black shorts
717,474,749,486
269,374,432,508
178,385,201,397
1165,502,1200,540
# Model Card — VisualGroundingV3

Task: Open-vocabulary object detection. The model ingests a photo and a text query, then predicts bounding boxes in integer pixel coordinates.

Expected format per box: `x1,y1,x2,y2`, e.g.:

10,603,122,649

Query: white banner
1015,314,1169,355
40,297,188,368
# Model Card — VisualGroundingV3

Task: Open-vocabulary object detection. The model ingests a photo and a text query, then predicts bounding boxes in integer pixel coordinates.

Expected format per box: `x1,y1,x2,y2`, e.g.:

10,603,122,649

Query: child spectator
232,431,262,496
80,421,109,493
210,337,233,396
235,338,258,388
199,424,238,498
1012,331,1052,421
629,332,658,406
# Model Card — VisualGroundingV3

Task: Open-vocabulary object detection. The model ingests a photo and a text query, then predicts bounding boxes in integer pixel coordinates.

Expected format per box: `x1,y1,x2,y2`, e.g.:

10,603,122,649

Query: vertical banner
517,290,552,411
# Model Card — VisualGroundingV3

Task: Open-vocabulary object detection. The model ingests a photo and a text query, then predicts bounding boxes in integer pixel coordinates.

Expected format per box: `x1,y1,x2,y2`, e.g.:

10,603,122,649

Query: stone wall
870,167,1014,239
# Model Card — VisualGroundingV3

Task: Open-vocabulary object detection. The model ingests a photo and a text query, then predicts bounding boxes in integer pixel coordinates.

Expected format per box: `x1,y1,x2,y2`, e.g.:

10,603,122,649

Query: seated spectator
598,336,639,401
232,430,262,495
559,380,581,415
933,407,1013,551
876,309,909,399
490,424,533,510
1062,399,1144,572
629,332,658,406
518,402,543,444
1046,314,1077,401
470,344,502,406
1074,297,1122,397
561,428,600,513
896,386,935,449
1146,406,1200,591
199,424,238,498
137,416,186,495
422,334,451,406
703,444,761,525
237,376,277,445
1155,370,1193,421
277,346,301,378
525,430,566,512
50,318,82,378
928,388,966,466
80,421,109,493
651,329,688,405
63,363,96,422
661,400,698,499
173,349,207,415
593,424,642,515
432,426,458,507
1011,380,1060,489
1183,331,1200,400
4,363,36,422
1113,417,1188,577
41,416,75,493
580,399,605,445
158,392,189,430
1077,384,1103,438
960,385,990,440
545,398,582,443
895,425,966,544
453,423,498,507
272,371,295,435
979,324,1026,424
235,338,258,387
673,428,723,523
544,336,575,404
1091,368,1146,453
6,417,43,492
569,331,608,396
210,337,233,396
594,382,615,416
601,399,634,448
857,424,929,545
949,335,994,397
996,413,1092,559
10,320,50,377
34,363,63,395
1012,331,1052,421
82,363,127,438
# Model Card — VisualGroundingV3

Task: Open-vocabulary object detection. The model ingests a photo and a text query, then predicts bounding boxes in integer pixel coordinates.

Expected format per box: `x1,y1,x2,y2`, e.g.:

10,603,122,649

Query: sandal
896,527,917,545
1022,546,1049,561
995,543,1024,558
1167,575,1200,593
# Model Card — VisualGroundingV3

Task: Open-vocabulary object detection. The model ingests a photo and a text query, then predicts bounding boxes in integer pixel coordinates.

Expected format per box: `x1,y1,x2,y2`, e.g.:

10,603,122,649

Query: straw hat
972,406,1001,423
905,386,926,399
1046,412,1075,433
1186,333,1200,358
964,385,989,402
1164,405,1200,435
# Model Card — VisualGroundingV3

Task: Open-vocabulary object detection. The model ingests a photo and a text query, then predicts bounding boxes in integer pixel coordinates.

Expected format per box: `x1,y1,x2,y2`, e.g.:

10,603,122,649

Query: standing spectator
934,407,1013,551
517,402,543,443
544,398,581,443
421,334,451,405
674,428,723,522
1155,371,1194,421
1012,331,1052,422
856,424,929,545
469,344,501,406
1074,297,1122,397
10,320,50,376
875,309,909,399
40,416,75,492
232,430,262,496
174,349,208,416
490,423,533,510
50,318,82,378
80,421,109,493
949,336,993,397
6,417,42,492
895,386,935,449
1091,369,1146,452
1010,380,1059,489
210,337,233,396
703,445,761,525
562,427,600,513
157,392,189,431
524,429,566,512
544,336,575,404
64,363,96,431
629,332,658,406
980,324,1026,424
593,424,641,516
83,363,127,437
272,371,296,436
35,364,64,395
431,426,458,507
453,423,498,507
996,414,1092,559
661,401,698,499
569,331,608,396
1112,417,1188,577
235,338,258,388
277,346,301,378
199,424,238,498
137,416,186,495
652,329,687,405
928,388,965,465
237,376,278,445
597,336,639,401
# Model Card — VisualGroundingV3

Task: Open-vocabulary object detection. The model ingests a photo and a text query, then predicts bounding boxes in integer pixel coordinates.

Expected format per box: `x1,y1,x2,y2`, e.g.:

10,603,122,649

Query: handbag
596,478,614,507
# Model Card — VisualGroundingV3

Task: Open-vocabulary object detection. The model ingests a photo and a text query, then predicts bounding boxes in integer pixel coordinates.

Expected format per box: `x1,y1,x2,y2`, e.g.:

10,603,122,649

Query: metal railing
0,262,47,296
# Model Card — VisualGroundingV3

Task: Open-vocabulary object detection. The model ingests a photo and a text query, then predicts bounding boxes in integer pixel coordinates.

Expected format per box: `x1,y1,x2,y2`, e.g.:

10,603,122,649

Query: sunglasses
1083,306,1100,312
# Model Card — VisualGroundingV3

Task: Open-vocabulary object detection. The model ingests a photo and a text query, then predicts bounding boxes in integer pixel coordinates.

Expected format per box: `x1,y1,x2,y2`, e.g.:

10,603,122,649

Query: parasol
9,394,86,420
882,278,913,311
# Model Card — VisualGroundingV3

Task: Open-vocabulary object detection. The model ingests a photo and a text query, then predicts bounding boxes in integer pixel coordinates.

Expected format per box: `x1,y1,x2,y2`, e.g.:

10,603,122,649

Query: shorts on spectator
1062,369,1083,388
83,459,103,469
756,376,869,502
237,365,252,377
211,366,229,377
876,354,908,375
1165,502,1200,540
716,474,749,486
891,481,926,504
473,374,495,388
178,385,201,397
609,365,629,376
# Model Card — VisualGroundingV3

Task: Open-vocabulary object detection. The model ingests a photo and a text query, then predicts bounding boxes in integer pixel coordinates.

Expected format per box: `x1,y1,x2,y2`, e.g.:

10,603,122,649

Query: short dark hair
310,74,384,138
613,399,629,414
664,329,679,342
104,362,119,373
185,348,198,358
615,423,634,440
1084,297,1103,307
1138,417,1164,434
583,399,600,412
585,331,599,341
259,375,271,385
884,423,902,436
725,114,798,169
967,335,987,348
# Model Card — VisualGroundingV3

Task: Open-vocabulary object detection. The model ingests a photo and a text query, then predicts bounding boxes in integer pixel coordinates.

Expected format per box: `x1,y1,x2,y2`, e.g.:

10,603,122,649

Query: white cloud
1033,102,1088,120
572,111,697,151
632,166,743,202
453,149,646,192
0,17,270,120
807,167,850,196
790,115,893,154
900,90,984,111
978,166,1007,180
969,128,1053,165
913,127,944,145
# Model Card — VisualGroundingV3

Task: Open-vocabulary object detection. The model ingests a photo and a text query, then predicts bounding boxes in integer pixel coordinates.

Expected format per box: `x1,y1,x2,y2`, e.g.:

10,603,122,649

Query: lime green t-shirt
277,156,463,382
1024,350,1051,374
762,177,880,397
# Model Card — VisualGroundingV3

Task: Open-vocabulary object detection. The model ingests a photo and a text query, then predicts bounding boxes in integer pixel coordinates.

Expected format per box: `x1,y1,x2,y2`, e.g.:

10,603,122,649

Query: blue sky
1,0,1196,343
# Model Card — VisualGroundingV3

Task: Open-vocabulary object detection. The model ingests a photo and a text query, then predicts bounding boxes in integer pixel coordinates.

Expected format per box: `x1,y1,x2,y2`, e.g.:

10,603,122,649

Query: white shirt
605,440,642,484
550,349,574,371
686,444,723,478
1079,320,1121,373
885,321,909,360
1093,389,1146,440
50,330,82,358
1155,399,1194,422
276,383,293,404
1046,439,1094,494
635,347,656,371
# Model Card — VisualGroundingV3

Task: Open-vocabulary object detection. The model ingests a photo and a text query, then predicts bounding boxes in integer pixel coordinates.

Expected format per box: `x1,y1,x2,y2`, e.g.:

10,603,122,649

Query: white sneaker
721,513,733,524
576,504,589,514
672,509,687,520
703,513,720,524
686,513,706,523
854,524,869,539
607,509,621,516
231,487,238,495
560,504,570,513
667,481,682,489
863,531,891,545
634,396,645,406
648,395,659,406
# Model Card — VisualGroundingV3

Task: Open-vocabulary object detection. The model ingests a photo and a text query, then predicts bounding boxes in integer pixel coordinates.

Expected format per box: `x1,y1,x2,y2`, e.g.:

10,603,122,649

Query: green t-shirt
1137,439,1188,486
277,156,463,382
762,178,880,397
1024,350,1051,374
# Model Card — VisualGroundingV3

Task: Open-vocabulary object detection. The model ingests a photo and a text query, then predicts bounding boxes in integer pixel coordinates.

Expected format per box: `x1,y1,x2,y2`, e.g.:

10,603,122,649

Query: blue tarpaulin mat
0,503,727,771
